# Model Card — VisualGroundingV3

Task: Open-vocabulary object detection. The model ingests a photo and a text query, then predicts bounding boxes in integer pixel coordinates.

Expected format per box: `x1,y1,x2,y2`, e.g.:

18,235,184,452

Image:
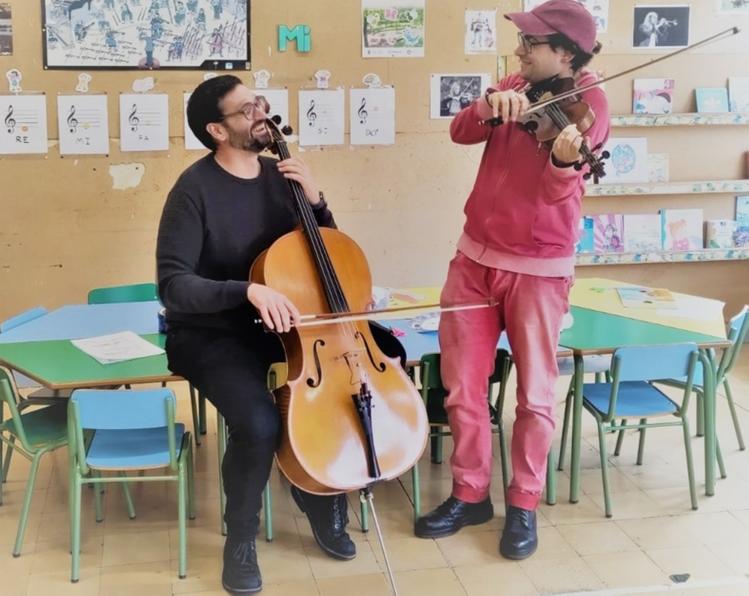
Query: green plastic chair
580,343,700,518
68,388,195,582
0,368,68,557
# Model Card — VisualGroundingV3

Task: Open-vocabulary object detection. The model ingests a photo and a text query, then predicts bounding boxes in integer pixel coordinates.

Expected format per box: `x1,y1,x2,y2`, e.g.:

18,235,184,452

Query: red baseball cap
505,0,597,54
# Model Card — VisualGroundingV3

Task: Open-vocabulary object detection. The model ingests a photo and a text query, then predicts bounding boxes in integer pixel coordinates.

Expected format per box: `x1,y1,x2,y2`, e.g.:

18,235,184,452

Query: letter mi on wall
278,24,311,52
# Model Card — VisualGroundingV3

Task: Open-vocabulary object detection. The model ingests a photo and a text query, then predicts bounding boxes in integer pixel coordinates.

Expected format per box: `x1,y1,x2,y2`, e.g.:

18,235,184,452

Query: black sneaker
290,485,356,560
222,537,262,593
414,496,493,539
499,505,538,560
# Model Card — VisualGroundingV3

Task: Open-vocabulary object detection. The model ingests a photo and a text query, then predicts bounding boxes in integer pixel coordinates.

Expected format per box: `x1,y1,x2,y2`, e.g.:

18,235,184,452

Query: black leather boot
222,536,262,593
414,496,493,538
291,486,356,560
499,505,538,560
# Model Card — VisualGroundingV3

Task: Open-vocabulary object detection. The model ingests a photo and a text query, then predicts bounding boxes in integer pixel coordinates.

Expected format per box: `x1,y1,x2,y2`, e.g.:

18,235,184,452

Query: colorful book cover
736,195,749,247
623,214,661,252
633,78,674,114
706,220,736,248
695,87,729,113
593,214,624,253
661,208,704,251
599,137,649,184
648,153,669,182
728,77,749,112
576,216,595,253
617,287,677,309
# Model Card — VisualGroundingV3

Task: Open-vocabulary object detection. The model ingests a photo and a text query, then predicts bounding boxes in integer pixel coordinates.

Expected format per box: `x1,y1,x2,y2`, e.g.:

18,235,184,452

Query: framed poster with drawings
42,0,250,70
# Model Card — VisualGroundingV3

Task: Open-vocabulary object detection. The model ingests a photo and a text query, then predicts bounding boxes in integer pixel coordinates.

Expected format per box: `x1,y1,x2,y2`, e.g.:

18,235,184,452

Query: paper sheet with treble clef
57,94,109,155
0,94,48,155
350,87,395,146
298,89,345,147
119,93,169,152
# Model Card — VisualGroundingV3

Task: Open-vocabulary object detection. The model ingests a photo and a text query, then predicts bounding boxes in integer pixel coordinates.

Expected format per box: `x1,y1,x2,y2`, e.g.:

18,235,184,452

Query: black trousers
166,325,285,538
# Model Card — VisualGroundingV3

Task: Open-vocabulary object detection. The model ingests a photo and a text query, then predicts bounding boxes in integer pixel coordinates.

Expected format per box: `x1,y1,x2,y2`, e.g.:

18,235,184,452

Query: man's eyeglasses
220,95,269,121
517,32,551,53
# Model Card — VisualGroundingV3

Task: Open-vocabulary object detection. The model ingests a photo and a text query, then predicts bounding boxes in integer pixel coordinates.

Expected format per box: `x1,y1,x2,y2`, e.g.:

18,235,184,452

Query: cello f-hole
306,339,326,388
356,331,387,373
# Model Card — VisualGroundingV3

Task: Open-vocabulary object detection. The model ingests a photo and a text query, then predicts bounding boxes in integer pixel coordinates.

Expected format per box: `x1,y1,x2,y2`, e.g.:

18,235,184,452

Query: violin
249,115,429,500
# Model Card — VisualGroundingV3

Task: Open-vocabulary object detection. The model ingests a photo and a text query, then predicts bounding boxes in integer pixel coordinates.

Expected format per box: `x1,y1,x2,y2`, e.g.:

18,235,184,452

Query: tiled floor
3,353,749,595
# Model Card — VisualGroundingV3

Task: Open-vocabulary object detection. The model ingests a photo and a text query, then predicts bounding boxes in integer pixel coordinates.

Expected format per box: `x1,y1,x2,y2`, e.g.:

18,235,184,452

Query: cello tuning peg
601,150,611,159
281,125,294,135
271,114,282,124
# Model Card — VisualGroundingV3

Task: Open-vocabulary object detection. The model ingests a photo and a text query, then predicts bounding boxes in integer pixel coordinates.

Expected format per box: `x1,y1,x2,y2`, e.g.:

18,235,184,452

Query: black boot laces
331,494,348,534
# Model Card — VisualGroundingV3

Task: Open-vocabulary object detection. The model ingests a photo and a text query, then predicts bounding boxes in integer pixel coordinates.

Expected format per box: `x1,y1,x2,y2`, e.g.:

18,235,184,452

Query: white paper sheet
350,87,395,145
298,89,345,147
465,10,497,54
119,93,169,152
57,94,109,155
362,0,425,58
71,331,165,365
254,88,290,130
0,94,48,154
183,92,205,151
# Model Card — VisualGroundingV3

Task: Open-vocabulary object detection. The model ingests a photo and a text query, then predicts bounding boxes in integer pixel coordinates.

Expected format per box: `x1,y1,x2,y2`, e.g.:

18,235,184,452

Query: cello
250,116,429,593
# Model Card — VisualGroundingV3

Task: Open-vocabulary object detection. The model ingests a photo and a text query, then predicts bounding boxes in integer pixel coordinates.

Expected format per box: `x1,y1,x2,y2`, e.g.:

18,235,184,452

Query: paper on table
656,295,726,322
71,331,164,365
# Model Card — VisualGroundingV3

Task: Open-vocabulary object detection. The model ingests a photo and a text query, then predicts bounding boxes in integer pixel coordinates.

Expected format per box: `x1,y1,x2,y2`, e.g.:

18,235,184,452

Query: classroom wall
1,0,748,321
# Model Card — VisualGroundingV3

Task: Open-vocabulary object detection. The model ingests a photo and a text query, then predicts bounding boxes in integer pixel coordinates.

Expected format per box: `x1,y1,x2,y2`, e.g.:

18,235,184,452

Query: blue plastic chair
581,343,700,517
68,388,195,582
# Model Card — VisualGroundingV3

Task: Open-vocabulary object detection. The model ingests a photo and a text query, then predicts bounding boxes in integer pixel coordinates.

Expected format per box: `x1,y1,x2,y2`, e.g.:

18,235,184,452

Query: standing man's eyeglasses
220,95,269,121
517,32,551,53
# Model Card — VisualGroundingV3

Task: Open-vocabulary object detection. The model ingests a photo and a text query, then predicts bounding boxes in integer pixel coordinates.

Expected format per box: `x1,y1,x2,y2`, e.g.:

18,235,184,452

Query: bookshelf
576,248,749,267
611,113,749,127
585,180,749,197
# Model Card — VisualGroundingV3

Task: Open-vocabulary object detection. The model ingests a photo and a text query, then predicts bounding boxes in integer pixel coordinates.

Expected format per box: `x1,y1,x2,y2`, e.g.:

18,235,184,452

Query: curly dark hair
547,33,602,71
186,74,242,152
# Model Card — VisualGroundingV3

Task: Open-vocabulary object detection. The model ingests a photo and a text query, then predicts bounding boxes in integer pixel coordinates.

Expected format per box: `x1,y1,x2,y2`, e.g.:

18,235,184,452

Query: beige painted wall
1,0,748,321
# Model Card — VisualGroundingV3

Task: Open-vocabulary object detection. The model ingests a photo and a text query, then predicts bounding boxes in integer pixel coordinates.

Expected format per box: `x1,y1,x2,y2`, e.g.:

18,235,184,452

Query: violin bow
483,27,741,123
254,299,498,328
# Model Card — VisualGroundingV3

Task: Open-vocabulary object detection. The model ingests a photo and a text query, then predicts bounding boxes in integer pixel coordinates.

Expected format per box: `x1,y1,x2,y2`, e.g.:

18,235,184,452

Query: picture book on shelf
706,220,736,249
728,77,749,112
633,78,674,114
695,87,729,113
736,195,749,247
593,214,624,253
623,214,661,252
598,137,649,184
661,208,704,251
576,216,595,253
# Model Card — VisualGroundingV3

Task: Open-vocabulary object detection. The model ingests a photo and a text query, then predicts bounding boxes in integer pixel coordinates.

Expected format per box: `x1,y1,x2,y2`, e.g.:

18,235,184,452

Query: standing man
157,75,356,594
415,0,610,560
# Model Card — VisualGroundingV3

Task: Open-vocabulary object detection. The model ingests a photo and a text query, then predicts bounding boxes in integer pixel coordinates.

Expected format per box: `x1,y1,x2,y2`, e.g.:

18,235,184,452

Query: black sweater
156,154,335,331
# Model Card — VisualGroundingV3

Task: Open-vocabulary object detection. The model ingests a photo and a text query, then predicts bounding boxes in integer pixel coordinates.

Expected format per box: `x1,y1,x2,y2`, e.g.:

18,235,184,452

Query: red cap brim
504,12,558,37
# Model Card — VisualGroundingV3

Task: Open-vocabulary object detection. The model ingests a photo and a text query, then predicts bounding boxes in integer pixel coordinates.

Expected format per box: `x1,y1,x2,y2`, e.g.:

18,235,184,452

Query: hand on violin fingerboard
247,283,301,333
485,89,530,124
551,124,587,165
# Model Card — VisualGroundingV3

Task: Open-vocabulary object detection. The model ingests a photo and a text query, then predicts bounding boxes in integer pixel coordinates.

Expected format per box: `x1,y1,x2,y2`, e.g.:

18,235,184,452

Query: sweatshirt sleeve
541,84,611,203
156,186,249,314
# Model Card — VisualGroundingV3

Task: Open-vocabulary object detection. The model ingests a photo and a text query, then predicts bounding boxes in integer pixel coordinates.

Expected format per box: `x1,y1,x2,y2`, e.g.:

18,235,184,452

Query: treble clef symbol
357,97,368,125
128,103,140,132
4,105,16,134
67,105,79,133
306,100,317,127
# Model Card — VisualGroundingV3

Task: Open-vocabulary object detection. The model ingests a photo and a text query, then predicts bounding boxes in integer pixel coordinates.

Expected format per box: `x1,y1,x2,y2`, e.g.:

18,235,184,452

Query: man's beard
228,121,271,153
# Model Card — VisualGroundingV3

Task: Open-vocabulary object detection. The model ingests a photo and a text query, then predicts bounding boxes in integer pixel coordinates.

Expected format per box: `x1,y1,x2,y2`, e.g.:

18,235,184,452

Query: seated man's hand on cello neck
247,283,300,333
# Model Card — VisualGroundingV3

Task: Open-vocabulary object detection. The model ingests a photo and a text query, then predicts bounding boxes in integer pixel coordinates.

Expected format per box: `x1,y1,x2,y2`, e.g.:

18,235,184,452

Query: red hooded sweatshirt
450,70,610,278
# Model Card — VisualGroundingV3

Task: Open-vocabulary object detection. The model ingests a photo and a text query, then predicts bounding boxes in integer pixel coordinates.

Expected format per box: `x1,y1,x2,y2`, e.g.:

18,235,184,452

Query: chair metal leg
411,462,421,521
636,419,647,465
93,472,104,523
177,463,187,579
2,435,15,483
696,391,705,437
187,443,196,520
723,380,746,451
596,420,613,518
70,474,82,582
681,418,698,511
217,413,227,536
545,449,557,506
557,382,573,471
614,419,627,456
12,451,42,557
118,472,136,519
430,429,443,464
360,493,369,532
263,483,273,542
198,392,207,436
716,436,727,479
188,384,201,447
